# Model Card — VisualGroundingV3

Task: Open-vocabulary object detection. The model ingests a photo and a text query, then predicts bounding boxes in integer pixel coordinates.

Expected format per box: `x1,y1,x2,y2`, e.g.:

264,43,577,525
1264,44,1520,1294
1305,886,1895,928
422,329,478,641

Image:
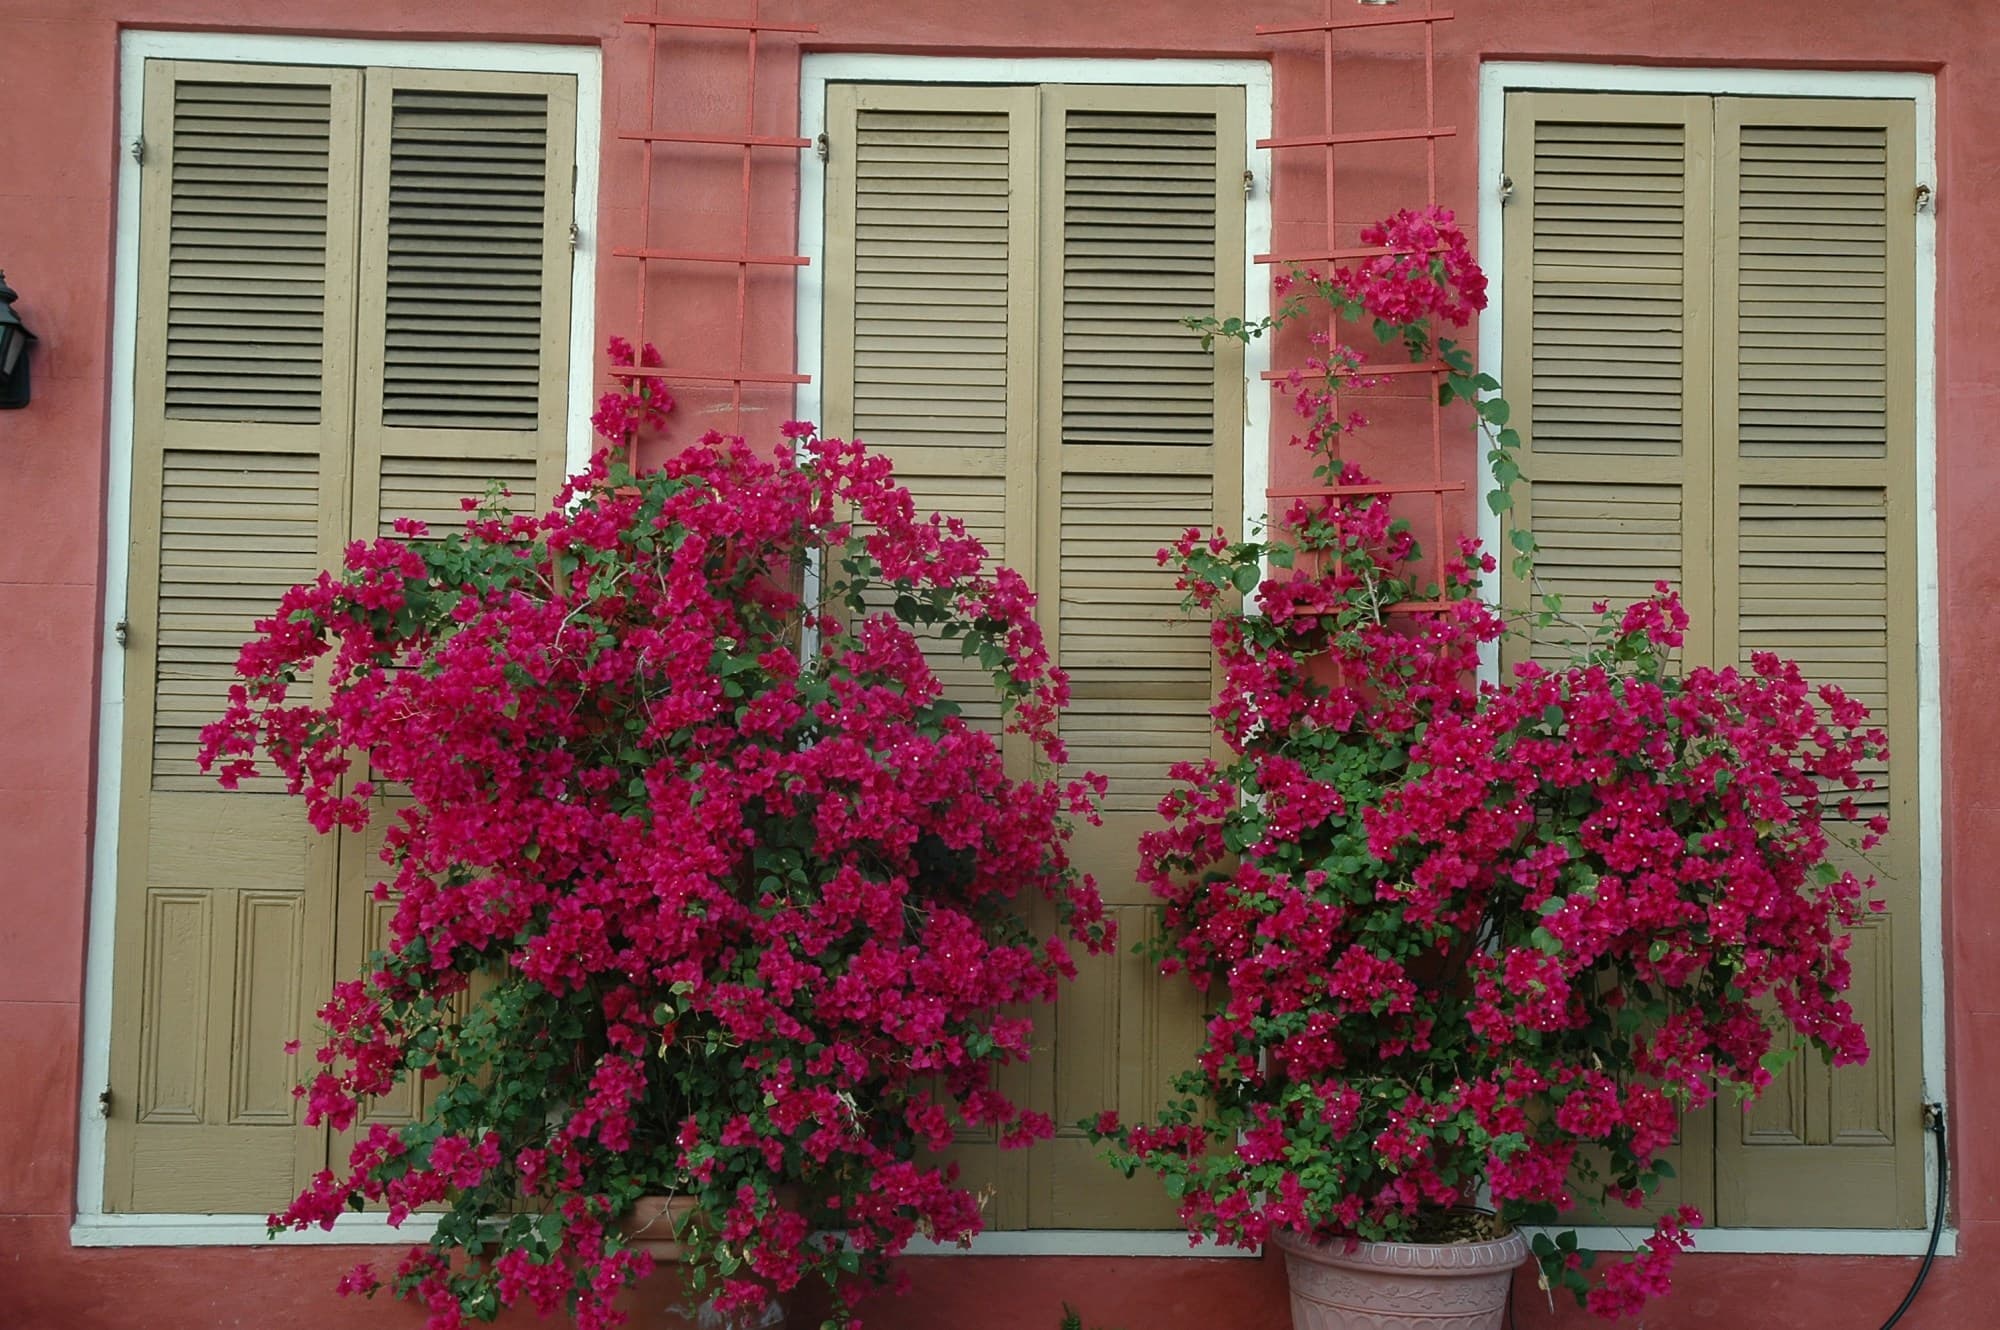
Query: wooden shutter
107,60,363,1211
1029,85,1245,1230
1711,97,1925,1228
822,82,1043,1227
349,67,576,539
1502,94,1716,677
1503,93,1726,1226
1506,91,1927,1231
338,68,578,1132
822,83,1244,1229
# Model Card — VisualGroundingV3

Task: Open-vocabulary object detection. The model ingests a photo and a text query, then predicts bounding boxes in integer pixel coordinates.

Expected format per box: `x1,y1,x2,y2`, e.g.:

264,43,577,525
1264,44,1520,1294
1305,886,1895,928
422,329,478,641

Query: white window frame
1477,61,1948,1259
74,29,603,1250
796,53,1272,1258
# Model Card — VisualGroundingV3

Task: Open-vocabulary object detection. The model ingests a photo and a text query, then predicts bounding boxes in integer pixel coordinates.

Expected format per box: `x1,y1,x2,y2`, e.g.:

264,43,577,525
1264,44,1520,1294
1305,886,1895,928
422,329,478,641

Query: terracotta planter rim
1270,1223,1531,1275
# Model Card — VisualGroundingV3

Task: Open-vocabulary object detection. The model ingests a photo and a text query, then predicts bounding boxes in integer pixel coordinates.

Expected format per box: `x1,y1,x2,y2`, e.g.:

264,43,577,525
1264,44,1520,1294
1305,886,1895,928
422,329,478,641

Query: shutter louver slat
1061,112,1217,449
164,82,332,423
1055,108,1226,815
375,455,539,536
851,109,1013,452
1059,473,1215,814
847,106,1018,732
1736,486,1892,812
1529,120,1687,459
1524,481,1685,670
151,452,321,792
381,87,552,431
1736,126,1891,461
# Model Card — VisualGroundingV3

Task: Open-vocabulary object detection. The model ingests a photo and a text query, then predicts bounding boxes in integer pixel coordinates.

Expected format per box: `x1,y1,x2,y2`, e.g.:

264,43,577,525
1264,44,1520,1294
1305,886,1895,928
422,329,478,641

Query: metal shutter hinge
1498,173,1515,206
569,221,580,252
114,619,129,648
815,132,829,163
97,1088,113,1116
1243,169,1255,198
129,138,145,166
1916,183,1935,213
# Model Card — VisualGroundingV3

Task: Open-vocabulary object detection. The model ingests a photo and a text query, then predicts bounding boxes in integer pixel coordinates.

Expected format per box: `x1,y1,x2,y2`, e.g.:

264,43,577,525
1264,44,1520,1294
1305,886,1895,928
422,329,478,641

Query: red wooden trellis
1254,0,1461,612
614,0,816,467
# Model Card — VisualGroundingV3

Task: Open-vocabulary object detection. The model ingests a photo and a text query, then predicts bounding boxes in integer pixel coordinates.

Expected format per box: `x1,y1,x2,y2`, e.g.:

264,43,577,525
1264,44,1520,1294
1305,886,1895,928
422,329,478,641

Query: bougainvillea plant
1089,208,1889,1317
201,351,1109,1329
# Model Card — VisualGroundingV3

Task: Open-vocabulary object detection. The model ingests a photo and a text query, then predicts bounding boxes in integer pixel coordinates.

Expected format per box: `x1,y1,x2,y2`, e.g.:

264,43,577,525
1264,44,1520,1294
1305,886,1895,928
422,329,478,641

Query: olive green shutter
1029,85,1244,1230
349,66,577,540
1506,90,1926,1230
110,60,578,1213
1710,97,1924,1228
822,82,1043,1226
339,67,579,1138
107,60,363,1211
823,82,1243,1229
1502,93,1717,677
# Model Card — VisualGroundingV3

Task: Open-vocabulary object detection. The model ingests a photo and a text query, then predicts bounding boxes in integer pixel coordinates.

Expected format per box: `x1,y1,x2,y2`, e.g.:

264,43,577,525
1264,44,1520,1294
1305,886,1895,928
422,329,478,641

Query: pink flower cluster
202,403,1107,1328
1093,209,1886,1319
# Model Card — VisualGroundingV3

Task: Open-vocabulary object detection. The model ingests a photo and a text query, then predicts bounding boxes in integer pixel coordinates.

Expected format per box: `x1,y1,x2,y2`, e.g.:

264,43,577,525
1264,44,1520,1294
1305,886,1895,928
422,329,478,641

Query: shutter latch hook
1916,183,1935,214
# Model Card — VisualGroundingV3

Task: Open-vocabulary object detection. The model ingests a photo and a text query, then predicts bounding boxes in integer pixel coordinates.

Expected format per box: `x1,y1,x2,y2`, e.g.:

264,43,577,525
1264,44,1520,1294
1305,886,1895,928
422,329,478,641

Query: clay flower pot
1271,1225,1529,1330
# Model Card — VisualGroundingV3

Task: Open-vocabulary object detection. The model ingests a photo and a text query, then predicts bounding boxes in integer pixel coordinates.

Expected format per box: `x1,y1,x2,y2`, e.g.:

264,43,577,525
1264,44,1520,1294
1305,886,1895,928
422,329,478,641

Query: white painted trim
76,29,603,1245
1475,62,1947,1252
901,1230,1256,1258
1534,1226,1954,1260
794,52,1274,554
74,1214,441,1248
73,1211,1947,1259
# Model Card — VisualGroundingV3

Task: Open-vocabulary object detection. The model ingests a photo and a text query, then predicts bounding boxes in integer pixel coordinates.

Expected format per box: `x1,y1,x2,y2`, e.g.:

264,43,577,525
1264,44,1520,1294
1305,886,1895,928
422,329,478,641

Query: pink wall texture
1,2,1993,1327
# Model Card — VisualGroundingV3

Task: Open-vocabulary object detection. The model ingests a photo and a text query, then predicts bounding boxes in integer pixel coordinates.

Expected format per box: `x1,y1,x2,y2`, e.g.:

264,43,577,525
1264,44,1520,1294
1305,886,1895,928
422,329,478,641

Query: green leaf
1231,563,1262,595
1487,489,1513,515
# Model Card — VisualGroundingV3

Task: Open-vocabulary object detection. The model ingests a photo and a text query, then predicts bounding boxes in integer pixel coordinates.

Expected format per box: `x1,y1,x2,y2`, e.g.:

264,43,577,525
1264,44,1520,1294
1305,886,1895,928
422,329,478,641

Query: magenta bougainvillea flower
1094,208,1886,1319
202,409,1108,1329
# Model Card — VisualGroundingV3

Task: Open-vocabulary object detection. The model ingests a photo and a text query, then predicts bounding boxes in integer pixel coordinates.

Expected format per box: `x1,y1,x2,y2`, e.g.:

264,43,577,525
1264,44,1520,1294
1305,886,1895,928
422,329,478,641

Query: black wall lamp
0,272,37,409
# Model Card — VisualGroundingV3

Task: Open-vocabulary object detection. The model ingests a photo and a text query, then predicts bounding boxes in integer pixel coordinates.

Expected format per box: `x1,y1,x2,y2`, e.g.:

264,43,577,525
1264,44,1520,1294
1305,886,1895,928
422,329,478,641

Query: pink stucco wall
1,2,1993,1327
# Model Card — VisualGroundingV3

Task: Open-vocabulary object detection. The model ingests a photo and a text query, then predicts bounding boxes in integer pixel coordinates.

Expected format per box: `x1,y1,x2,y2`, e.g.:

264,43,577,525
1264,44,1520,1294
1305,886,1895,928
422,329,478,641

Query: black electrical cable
1876,1102,1948,1330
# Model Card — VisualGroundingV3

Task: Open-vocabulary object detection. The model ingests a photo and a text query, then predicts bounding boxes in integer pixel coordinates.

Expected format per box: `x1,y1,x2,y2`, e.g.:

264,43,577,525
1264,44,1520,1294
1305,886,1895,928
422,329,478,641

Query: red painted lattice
614,1,816,466
1255,0,1461,612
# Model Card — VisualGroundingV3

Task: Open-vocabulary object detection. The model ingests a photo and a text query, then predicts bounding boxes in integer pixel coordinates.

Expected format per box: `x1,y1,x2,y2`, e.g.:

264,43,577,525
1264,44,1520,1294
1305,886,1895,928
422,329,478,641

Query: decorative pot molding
1271,1227,1529,1330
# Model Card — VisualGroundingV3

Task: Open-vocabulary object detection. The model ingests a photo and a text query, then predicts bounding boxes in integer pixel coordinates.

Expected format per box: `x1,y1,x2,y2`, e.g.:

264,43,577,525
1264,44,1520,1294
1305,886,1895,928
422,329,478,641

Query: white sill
73,1213,440,1247
73,1215,1951,1258
1534,1226,1957,1258
901,1231,1257,1258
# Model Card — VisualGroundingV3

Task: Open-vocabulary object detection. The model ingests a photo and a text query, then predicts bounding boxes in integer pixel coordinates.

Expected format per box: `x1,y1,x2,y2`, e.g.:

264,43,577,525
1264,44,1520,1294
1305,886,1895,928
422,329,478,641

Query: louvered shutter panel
338,70,578,1124
1029,86,1245,1229
350,67,576,539
1711,98,1925,1229
106,61,363,1211
1502,94,1717,678
1502,92,1720,1223
825,83,1245,1229
822,82,1042,1228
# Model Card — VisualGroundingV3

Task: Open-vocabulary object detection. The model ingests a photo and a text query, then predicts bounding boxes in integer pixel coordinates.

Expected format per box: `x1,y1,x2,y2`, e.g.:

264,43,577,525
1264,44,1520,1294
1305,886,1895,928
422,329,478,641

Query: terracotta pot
1271,1226,1529,1330
617,1194,701,1260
